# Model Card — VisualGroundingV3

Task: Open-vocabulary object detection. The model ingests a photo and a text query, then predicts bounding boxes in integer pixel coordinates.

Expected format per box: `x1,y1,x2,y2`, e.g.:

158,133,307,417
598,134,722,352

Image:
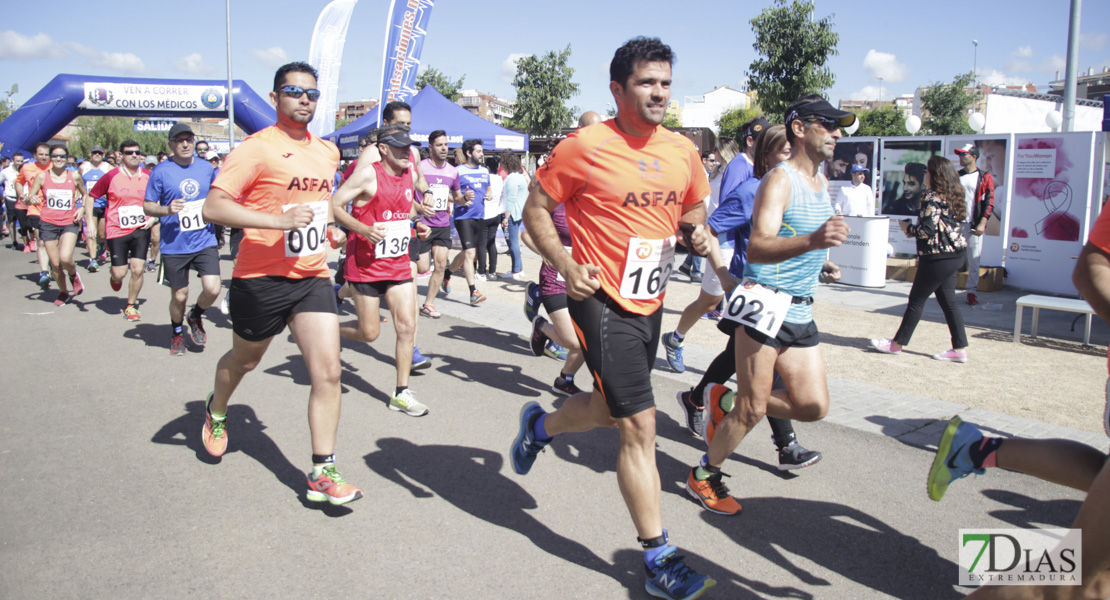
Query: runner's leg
288,311,343,457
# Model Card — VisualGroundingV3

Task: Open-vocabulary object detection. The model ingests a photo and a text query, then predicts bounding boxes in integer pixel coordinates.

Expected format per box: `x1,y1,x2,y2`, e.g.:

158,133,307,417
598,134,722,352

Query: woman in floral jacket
871,155,970,362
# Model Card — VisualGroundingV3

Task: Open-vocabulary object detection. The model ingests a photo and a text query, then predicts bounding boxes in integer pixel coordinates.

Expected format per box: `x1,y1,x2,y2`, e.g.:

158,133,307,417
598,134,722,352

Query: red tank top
41,170,79,226
344,162,415,283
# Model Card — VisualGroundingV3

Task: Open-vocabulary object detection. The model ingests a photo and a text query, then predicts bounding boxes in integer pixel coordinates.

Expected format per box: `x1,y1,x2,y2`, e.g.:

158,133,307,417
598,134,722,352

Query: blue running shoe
510,401,550,475
544,340,567,360
645,546,716,600
524,281,541,322
927,416,985,501
662,332,685,373
412,346,431,370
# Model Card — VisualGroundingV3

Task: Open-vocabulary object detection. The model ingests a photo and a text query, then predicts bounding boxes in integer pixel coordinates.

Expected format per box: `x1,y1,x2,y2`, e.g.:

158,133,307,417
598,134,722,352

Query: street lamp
877,77,883,107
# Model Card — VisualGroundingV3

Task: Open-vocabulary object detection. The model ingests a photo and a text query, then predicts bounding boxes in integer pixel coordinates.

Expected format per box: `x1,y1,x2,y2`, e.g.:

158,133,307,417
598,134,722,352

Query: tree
68,116,170,158
920,72,975,135
855,106,909,137
507,45,580,136
715,104,765,141
415,66,465,102
661,113,682,129
746,0,839,122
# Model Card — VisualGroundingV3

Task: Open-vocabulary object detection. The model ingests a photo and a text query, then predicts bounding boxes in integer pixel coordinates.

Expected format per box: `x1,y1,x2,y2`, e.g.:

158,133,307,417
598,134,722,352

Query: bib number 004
283,200,328,258
721,278,792,338
619,236,675,300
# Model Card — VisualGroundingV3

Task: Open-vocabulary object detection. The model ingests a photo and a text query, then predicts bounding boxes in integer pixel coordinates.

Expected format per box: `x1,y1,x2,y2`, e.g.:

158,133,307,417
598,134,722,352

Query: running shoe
146,259,157,272
685,468,742,515
678,264,691,278
510,401,549,475
124,305,141,322
778,441,823,471
675,389,704,439
927,416,984,501
869,338,902,355
333,283,344,307
97,250,108,264
530,316,549,357
219,293,230,315
441,277,451,295
690,274,703,284
110,275,123,292
306,464,363,506
661,332,685,373
70,272,84,296
524,281,542,322
38,270,51,287
170,334,186,356
701,310,722,321
21,242,30,253
645,546,717,600
28,240,36,252
186,313,207,346
419,304,441,318
389,389,429,417
87,259,99,273
551,376,582,397
701,383,733,445
500,271,525,280
932,349,969,363
543,340,567,360
53,292,71,307
201,392,227,457
0,224,7,237
967,292,979,306
470,289,486,305
475,273,487,282
412,346,431,370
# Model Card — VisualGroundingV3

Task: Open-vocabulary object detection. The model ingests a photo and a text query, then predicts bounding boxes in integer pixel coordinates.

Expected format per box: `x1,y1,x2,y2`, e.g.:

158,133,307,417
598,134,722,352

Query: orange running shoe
701,383,734,445
306,464,363,505
201,392,227,457
685,467,742,515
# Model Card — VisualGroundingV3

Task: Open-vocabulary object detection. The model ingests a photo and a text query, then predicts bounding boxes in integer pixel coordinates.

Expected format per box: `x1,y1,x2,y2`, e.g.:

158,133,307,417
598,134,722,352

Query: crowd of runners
2,36,1108,600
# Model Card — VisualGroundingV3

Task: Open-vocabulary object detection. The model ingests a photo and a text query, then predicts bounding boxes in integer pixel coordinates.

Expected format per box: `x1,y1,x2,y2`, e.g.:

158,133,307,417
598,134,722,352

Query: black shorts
92,206,105,219
408,234,420,261
107,229,152,266
421,226,451,253
743,320,821,350
350,278,413,298
161,246,220,289
455,218,480,250
4,200,16,224
38,221,80,241
13,208,28,232
25,215,41,231
568,289,662,419
229,228,243,260
229,276,336,342
542,292,567,314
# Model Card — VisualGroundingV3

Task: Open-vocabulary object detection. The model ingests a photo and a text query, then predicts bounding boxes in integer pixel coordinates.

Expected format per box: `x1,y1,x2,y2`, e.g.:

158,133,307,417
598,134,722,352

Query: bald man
578,111,603,128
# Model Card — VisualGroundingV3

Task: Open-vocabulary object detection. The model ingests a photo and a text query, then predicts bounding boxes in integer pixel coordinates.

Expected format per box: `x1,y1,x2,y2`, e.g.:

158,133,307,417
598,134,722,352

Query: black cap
786,99,857,128
742,117,770,141
377,128,420,148
90,145,104,153
954,143,980,157
167,123,194,140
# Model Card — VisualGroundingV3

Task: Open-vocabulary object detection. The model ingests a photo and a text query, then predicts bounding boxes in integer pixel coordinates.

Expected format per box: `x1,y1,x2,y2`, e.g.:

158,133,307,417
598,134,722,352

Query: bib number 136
619,236,675,300
283,200,328,258
721,278,792,338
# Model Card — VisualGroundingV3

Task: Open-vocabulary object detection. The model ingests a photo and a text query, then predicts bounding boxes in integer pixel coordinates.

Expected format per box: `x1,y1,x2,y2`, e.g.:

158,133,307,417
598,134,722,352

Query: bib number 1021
283,201,328,258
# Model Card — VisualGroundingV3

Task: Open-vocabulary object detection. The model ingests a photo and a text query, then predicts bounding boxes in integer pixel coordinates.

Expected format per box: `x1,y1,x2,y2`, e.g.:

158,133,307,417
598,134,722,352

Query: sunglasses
278,85,320,101
122,150,142,156
172,136,195,144
803,117,842,133
51,154,68,159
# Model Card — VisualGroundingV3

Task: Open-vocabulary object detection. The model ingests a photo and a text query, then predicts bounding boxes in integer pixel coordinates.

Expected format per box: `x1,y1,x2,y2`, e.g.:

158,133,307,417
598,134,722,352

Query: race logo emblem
179,179,200,199
743,279,756,289
383,210,393,220
200,88,224,110
634,241,653,260
1010,243,1021,253
88,88,113,106
405,189,413,201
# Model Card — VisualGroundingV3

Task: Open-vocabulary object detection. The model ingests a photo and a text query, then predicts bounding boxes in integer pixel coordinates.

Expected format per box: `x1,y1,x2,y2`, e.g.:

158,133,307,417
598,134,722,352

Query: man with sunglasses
15,143,53,282
199,61,361,507
143,123,220,356
82,145,111,272
90,140,156,321
686,95,852,515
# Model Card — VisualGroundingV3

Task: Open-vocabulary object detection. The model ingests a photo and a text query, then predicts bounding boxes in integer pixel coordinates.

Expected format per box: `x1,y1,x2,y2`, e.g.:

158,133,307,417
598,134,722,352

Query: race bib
429,184,450,212
282,200,328,258
556,246,572,282
721,277,792,338
117,204,147,230
178,198,206,232
619,236,675,300
374,220,412,258
46,190,74,211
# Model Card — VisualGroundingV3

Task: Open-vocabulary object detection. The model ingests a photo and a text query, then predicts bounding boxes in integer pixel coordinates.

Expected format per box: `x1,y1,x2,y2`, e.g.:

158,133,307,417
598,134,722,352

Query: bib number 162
619,236,675,300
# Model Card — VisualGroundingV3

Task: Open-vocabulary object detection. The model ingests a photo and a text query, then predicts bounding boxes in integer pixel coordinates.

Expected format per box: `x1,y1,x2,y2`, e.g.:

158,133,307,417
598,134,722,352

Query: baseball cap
144,156,157,166
90,145,104,154
205,151,220,161
954,143,980,157
786,99,857,128
851,164,869,173
167,123,194,140
742,117,771,141
377,128,420,148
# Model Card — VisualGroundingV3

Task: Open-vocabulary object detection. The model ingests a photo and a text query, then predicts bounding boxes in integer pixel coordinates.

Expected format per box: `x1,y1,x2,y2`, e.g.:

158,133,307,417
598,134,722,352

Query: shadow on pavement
152,399,354,517
981,489,1083,529
703,497,963,599
438,324,530,357
364,438,623,584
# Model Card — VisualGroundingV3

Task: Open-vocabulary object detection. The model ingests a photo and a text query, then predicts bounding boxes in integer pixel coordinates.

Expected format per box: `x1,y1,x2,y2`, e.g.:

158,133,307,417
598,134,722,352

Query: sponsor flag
376,0,435,122
308,0,359,139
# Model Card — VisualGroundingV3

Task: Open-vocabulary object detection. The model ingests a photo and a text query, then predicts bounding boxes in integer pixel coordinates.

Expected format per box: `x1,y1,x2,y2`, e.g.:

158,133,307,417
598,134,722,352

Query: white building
681,86,751,132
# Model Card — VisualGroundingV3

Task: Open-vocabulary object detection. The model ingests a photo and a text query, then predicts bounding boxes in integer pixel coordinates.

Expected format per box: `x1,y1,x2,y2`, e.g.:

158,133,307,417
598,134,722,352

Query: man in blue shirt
441,138,487,305
143,123,221,356
81,146,112,271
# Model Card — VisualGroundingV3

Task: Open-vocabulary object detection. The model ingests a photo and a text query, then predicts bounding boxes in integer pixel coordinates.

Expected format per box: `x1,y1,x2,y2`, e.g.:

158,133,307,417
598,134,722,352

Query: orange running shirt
535,120,710,314
211,126,340,279
1086,207,1110,372
16,162,48,215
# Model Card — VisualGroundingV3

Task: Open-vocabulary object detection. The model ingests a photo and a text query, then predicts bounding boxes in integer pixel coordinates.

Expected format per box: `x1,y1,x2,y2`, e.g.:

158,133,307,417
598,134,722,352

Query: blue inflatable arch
0,74,277,158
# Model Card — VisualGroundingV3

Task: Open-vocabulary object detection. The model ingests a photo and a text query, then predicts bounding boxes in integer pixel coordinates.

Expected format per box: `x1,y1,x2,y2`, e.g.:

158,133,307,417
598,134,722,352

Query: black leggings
475,216,500,275
692,328,797,445
893,250,968,349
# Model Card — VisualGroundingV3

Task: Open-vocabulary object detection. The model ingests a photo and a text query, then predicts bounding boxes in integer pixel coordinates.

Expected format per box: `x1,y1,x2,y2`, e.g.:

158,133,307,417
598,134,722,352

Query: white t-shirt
484,173,505,219
1,166,19,201
834,183,875,217
960,170,981,223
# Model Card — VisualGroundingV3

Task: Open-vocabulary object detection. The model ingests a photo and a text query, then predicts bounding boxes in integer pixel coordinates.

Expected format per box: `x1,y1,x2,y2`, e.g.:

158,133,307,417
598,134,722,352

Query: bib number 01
178,198,206,232
283,200,328,258
619,236,675,300
721,278,792,338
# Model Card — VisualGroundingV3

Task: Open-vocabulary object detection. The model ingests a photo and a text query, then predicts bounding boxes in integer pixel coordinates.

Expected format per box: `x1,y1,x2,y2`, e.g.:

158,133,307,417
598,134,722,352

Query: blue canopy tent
0,74,276,158
324,86,527,157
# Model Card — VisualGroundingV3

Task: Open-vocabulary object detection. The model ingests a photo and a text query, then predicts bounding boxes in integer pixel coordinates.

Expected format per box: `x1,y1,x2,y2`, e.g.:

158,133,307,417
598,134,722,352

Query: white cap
205,151,219,161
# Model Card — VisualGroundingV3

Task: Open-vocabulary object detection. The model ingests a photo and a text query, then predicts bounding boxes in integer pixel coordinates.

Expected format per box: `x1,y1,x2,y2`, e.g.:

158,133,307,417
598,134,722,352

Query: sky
1,0,1109,123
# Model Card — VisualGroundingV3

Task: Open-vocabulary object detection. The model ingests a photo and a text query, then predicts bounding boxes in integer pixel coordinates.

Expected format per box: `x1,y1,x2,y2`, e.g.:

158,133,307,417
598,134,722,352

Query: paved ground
0,243,1098,599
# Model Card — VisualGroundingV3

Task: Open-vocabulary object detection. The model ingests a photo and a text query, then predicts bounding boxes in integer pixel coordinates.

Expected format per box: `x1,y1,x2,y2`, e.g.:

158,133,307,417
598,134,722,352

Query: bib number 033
283,200,328,258
619,236,676,300
721,278,792,338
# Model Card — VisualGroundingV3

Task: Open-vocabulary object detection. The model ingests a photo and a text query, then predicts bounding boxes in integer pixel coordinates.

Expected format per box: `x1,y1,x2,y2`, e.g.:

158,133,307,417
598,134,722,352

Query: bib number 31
619,236,675,300
721,278,792,338
283,200,328,258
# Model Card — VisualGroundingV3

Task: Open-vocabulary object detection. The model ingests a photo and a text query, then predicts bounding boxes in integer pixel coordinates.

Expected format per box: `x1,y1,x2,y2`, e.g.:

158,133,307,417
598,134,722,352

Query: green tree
335,117,352,131
415,66,465,102
68,116,169,158
715,104,765,141
855,106,909,137
507,45,580,136
662,113,682,129
746,0,839,122
920,72,975,135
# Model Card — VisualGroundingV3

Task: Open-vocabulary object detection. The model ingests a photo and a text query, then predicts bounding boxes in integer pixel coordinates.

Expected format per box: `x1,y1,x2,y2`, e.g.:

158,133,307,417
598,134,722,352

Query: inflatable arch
0,74,277,157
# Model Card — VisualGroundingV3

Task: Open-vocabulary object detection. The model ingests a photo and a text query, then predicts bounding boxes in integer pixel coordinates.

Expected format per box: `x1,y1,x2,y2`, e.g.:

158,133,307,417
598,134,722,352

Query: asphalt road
0,246,1086,599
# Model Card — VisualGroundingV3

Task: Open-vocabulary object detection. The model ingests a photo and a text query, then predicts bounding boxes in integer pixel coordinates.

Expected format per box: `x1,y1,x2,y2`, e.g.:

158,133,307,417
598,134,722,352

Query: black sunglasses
277,85,320,101
51,154,67,159
122,150,142,156
803,117,842,133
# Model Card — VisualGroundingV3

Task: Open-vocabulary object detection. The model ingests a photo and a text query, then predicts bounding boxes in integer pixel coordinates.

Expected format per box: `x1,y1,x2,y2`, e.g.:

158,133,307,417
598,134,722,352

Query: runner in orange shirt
509,37,716,600
199,61,361,506
27,144,91,305
15,143,52,284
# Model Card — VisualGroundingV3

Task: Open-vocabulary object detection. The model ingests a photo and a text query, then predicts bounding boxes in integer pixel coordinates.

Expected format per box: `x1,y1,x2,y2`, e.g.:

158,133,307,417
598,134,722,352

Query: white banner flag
308,0,358,140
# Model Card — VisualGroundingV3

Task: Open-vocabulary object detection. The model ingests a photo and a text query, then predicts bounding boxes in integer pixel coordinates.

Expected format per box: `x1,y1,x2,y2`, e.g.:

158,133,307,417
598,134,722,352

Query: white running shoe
389,389,429,417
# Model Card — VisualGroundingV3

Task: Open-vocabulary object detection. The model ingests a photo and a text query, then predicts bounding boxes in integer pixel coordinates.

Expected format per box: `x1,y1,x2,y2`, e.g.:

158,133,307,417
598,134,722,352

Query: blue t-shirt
145,158,217,255
455,164,489,221
83,164,112,209
718,154,754,203
709,176,761,278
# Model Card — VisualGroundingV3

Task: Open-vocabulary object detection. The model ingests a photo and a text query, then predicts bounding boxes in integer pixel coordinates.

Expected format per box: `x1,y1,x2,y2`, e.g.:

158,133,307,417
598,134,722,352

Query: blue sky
2,0,1108,121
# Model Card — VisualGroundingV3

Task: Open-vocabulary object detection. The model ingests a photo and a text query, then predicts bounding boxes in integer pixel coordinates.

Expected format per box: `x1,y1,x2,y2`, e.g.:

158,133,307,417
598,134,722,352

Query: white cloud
500,52,528,84
249,46,288,68
69,43,144,73
848,86,882,101
172,52,215,75
1042,54,1066,73
0,30,66,60
978,69,1031,87
1014,45,1034,58
1080,32,1107,51
862,50,909,83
